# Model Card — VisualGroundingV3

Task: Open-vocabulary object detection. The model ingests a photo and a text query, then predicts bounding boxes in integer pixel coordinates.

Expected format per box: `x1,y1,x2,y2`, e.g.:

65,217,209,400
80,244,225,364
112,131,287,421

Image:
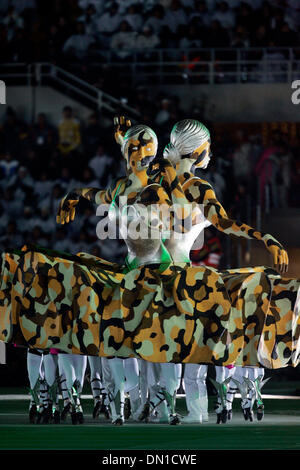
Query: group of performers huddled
26,348,266,425
1,116,300,426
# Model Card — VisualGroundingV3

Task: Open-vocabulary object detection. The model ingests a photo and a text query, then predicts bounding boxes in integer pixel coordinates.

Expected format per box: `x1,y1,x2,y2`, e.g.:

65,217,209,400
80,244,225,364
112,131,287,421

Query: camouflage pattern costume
1,120,300,369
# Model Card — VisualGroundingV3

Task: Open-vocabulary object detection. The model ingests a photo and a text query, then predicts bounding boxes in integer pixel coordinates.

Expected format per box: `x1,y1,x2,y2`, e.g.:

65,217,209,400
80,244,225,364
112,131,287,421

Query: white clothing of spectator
212,2,235,30
124,5,143,32
144,16,167,34
34,174,54,201
134,25,160,49
89,146,113,180
0,154,19,179
190,4,212,28
63,23,95,59
96,3,123,34
143,0,159,12
110,21,137,58
155,99,170,126
144,3,167,34
2,7,24,41
33,210,56,235
164,1,187,33
77,8,98,36
232,142,252,180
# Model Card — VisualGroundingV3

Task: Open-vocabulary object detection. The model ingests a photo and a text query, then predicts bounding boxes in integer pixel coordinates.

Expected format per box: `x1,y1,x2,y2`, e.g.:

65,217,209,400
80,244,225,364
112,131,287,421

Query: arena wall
1,82,299,125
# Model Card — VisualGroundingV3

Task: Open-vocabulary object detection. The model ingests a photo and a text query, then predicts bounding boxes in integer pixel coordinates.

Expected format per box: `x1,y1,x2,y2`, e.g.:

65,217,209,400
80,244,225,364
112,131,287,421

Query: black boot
29,404,37,424
93,400,101,419
53,409,60,424
61,402,71,421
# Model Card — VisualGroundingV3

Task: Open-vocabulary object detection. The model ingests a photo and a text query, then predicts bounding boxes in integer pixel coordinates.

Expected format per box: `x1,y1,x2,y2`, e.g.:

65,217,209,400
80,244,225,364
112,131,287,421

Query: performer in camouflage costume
0,118,299,375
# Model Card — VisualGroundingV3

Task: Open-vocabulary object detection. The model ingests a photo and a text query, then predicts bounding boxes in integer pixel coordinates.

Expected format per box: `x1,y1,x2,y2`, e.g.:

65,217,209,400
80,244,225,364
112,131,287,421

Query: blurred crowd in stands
0,0,300,65
0,95,299,263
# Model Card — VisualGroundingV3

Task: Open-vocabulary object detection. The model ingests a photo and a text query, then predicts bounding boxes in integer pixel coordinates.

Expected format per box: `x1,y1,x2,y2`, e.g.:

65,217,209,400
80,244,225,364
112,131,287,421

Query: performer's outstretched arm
186,178,289,272
56,178,126,224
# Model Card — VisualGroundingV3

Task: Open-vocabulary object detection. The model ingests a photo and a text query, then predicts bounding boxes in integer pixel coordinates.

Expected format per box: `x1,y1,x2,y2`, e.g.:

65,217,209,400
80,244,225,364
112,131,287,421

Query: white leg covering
107,358,125,422
27,350,43,408
124,358,142,419
138,359,148,404
183,364,208,423
88,356,103,402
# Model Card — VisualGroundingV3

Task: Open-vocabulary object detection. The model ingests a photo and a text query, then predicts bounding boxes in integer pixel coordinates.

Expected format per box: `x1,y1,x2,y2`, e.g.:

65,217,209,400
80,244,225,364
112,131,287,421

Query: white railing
1,48,299,89
0,62,140,117
69,46,300,85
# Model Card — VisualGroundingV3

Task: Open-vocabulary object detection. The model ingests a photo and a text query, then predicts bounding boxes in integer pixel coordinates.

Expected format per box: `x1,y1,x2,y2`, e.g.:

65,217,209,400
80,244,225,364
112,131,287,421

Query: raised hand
56,192,79,225
263,234,289,273
114,115,131,146
147,156,174,178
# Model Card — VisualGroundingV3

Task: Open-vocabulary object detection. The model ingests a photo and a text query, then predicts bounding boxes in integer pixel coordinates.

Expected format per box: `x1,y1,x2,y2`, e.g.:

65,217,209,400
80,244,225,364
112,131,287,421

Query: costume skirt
0,246,299,368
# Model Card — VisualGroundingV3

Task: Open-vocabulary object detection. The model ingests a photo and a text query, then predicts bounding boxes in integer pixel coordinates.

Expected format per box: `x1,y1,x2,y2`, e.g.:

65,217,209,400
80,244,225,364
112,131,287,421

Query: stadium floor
1,396,300,450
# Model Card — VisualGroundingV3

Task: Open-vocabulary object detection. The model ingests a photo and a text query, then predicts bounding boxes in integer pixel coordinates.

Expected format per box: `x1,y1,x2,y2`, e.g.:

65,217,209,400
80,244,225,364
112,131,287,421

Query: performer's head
122,125,158,174
163,119,211,169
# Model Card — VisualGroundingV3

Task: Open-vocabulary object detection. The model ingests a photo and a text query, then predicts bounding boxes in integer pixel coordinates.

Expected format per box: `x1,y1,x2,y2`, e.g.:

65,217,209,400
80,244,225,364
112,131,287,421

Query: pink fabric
225,364,235,369
50,348,60,355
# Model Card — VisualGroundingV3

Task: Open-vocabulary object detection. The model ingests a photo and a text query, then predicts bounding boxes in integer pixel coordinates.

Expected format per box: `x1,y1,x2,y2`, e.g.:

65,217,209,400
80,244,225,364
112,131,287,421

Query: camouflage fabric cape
0,245,299,368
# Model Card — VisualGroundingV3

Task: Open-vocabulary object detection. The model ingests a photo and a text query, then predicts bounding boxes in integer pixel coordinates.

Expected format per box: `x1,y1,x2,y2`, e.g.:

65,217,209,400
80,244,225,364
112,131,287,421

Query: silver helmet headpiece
163,119,210,164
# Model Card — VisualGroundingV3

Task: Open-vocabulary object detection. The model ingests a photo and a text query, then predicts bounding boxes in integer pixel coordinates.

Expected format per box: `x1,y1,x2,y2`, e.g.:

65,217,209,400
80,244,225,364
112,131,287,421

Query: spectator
88,144,113,185
190,1,212,28
144,5,167,34
155,98,171,126
134,25,160,50
179,23,203,48
2,6,24,41
110,21,137,59
77,3,98,36
231,26,250,48
124,4,143,32
212,1,235,30
63,21,95,60
164,0,187,34
32,113,55,154
58,106,81,156
0,153,19,180
96,2,123,35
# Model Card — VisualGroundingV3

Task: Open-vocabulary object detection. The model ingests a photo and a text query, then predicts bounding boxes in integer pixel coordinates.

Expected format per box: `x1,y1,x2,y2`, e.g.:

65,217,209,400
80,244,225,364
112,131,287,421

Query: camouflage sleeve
72,177,127,205
185,178,283,248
